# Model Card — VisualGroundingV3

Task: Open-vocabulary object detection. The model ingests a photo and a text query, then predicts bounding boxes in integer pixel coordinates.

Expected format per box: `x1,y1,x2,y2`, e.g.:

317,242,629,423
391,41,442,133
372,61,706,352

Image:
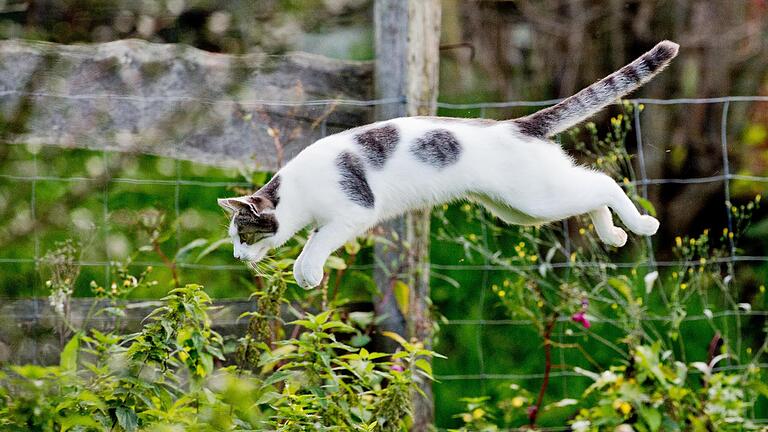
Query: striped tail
513,40,679,138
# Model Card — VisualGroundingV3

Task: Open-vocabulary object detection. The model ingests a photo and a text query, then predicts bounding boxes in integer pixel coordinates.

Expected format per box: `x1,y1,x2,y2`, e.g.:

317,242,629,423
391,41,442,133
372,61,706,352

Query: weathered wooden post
373,0,441,429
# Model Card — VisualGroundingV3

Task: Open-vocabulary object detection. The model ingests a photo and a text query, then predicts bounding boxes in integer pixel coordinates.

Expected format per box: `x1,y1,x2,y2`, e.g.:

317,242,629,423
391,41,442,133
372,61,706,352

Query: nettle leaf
639,407,662,432
60,333,81,372
324,255,347,270
350,334,371,347
393,281,410,316
115,406,138,432
635,196,657,217
414,358,432,376
60,414,102,432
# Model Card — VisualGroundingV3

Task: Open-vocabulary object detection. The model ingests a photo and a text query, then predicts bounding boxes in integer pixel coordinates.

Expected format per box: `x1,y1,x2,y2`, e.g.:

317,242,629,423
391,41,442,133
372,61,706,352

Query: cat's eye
239,231,265,245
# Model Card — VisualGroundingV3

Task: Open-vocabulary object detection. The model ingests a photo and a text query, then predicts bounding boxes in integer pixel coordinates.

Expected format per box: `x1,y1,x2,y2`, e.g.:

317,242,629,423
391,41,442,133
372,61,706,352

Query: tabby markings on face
219,175,282,245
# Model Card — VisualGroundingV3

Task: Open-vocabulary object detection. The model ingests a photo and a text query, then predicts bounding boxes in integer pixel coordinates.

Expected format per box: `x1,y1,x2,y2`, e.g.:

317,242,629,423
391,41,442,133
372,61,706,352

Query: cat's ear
217,197,257,214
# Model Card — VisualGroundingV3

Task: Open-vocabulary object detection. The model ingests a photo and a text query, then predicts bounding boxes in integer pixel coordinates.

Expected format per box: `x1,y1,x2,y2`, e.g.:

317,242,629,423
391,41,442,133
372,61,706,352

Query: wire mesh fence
0,91,767,428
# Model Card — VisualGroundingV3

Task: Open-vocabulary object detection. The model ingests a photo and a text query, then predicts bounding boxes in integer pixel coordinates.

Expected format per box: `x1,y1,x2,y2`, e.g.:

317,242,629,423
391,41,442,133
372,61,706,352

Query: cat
218,40,678,289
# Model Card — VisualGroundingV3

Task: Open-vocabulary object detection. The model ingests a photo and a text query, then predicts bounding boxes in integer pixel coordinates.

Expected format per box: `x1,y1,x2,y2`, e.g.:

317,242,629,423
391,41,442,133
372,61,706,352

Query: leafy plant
1,243,435,431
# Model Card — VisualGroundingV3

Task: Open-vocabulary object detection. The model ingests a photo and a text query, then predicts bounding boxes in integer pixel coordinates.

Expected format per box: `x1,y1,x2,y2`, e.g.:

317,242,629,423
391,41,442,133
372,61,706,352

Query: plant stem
529,314,557,427
153,239,180,288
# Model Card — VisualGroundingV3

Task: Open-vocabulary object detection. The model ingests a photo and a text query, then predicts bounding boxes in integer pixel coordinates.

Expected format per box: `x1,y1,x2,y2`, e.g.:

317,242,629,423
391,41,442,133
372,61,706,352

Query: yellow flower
529,255,538,262
638,103,645,111
498,290,506,298
613,399,632,415
699,258,707,265
468,233,477,242
680,283,687,290
756,194,762,203
675,236,682,247
611,303,618,310
570,252,577,263
462,413,472,423
728,232,734,239
723,228,729,236
472,408,485,419
492,284,498,292
620,402,632,415
579,228,586,235
760,285,765,293
512,396,525,408
503,279,510,288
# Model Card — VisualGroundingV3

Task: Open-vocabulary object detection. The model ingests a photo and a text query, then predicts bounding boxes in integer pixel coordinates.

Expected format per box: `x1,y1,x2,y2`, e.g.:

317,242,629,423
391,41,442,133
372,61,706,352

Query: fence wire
1,93,767,427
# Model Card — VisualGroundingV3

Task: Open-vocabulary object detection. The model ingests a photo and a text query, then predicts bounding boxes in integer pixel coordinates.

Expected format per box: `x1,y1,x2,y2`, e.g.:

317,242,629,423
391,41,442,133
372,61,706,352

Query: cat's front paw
293,259,324,289
604,227,628,247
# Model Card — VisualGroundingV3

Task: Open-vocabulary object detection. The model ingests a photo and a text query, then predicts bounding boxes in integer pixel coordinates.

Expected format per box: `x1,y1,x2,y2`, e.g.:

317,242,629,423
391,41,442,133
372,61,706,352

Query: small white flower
703,309,713,319
571,420,591,432
644,271,658,294
553,398,578,407
738,303,752,312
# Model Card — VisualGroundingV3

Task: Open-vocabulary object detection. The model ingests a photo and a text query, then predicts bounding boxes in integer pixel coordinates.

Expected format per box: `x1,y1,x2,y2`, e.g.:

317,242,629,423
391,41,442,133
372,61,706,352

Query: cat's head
218,176,281,263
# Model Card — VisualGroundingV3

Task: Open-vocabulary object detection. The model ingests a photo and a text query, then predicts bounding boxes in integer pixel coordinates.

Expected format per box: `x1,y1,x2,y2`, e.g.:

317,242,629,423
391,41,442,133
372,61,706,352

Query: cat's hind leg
469,193,544,225
589,205,627,247
503,169,658,243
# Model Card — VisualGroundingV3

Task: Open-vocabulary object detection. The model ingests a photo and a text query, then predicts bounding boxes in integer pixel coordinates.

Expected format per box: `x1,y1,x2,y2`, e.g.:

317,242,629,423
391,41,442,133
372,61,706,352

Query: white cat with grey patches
218,41,679,289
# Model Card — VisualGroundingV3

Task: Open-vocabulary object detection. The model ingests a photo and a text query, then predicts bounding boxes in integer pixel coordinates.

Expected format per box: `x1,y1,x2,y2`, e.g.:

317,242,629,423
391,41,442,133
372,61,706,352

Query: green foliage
434,105,768,429
0,265,436,431
571,342,765,431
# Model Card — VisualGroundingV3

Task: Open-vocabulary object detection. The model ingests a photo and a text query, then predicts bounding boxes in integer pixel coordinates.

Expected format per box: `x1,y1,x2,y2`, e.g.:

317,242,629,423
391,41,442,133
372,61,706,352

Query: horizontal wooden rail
0,39,375,170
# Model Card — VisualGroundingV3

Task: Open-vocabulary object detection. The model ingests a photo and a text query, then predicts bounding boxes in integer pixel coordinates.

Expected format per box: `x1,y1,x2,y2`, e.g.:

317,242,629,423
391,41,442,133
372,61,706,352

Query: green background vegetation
1,1,767,429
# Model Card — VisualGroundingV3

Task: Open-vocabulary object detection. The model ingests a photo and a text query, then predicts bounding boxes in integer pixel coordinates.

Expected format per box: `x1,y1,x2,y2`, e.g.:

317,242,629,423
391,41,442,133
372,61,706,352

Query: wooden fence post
374,0,441,430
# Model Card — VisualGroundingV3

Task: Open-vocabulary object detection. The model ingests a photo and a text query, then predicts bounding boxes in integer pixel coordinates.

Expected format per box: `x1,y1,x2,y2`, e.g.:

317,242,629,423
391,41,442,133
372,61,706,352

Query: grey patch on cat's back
411,129,462,168
354,124,399,168
337,151,375,208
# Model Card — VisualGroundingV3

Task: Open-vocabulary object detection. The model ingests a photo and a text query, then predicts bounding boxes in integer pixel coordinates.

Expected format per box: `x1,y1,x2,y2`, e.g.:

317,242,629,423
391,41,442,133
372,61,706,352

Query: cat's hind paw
633,215,660,236
604,227,628,247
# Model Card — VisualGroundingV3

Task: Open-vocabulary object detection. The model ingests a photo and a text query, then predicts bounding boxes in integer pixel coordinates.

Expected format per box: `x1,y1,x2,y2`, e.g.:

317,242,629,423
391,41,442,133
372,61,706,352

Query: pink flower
527,405,538,421
571,311,591,329
390,364,404,372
